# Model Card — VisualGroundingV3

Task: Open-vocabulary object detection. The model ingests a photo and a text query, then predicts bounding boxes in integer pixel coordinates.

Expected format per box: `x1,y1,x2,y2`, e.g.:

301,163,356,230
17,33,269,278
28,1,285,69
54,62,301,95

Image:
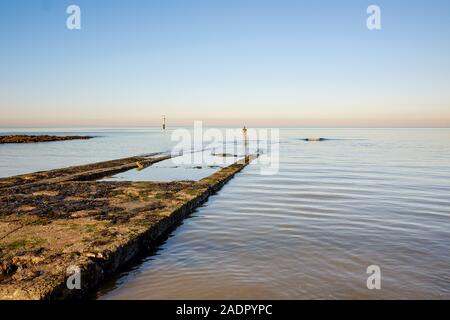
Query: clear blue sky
1,0,450,127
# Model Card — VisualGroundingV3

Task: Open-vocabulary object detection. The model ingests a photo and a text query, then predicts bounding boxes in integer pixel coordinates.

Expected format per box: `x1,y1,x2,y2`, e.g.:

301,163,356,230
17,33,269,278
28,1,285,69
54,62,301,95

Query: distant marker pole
243,126,248,155
162,115,166,130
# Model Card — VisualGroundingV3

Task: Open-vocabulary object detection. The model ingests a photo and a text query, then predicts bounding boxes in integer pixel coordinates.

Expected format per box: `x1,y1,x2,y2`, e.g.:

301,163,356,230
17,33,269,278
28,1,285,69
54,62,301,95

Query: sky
0,0,450,127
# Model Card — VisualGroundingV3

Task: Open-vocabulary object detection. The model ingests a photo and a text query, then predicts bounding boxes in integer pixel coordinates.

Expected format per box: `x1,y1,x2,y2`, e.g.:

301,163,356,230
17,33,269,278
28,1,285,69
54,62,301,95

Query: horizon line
1,126,450,130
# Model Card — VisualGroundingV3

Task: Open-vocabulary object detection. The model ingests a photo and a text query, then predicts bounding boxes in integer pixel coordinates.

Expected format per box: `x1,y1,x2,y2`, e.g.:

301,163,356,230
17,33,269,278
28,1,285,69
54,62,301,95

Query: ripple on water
93,129,450,299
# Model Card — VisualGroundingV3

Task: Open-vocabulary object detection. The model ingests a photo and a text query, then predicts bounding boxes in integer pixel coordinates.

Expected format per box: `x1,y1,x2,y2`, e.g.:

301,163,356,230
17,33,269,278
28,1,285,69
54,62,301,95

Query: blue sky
1,0,450,127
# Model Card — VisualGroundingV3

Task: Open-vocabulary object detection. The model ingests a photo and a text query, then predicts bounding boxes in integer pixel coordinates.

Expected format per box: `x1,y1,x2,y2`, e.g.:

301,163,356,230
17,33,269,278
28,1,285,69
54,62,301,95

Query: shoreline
0,153,256,300
0,135,94,144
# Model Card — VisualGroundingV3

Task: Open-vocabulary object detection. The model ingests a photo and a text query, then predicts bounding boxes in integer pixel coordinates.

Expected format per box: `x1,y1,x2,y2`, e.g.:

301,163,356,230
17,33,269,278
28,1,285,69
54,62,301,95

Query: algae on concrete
0,154,257,299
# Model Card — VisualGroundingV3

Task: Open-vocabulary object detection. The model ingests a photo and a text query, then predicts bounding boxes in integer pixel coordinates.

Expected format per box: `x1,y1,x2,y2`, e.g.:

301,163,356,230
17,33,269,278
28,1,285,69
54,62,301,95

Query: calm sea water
1,128,450,299
0,128,175,178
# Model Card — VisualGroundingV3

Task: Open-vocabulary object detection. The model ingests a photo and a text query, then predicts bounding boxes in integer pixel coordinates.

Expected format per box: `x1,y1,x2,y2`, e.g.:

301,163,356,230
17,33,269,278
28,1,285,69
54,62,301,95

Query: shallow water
0,128,175,178
1,128,450,299
104,151,235,182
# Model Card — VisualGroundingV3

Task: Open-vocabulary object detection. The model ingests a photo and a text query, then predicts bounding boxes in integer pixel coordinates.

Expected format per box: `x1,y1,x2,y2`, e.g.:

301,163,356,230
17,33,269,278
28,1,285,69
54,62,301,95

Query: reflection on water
105,166,218,182
104,151,237,182
2,128,450,299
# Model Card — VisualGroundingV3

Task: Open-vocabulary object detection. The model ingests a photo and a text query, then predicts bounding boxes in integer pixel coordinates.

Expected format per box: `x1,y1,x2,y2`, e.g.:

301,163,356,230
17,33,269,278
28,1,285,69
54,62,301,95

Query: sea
1,127,449,299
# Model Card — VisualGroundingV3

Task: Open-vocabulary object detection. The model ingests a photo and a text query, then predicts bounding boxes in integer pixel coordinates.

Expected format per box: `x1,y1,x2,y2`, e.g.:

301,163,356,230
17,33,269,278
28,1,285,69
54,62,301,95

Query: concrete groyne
0,154,257,299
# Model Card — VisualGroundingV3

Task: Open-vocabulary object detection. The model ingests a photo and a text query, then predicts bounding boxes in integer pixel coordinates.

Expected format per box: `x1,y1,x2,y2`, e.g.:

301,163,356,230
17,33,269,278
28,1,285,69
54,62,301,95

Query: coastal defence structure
0,153,257,299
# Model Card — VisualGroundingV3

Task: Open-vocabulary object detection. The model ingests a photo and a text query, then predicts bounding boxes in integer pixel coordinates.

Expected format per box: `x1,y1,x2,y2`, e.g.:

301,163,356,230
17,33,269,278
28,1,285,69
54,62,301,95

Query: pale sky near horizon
1,0,450,127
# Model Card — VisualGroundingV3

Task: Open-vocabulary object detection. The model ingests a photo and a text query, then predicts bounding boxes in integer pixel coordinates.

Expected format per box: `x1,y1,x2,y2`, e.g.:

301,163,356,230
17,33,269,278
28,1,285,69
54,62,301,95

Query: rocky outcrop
0,135,94,144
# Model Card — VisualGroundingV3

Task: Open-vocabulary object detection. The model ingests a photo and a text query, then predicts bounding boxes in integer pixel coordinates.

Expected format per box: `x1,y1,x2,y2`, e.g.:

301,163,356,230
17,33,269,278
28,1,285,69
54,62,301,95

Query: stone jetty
0,154,256,299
